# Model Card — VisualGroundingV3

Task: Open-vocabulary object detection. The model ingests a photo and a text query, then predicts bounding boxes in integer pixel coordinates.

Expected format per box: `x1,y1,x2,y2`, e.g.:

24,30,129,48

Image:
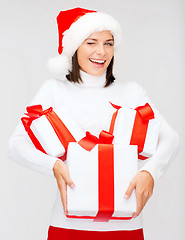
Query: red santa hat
47,7,122,76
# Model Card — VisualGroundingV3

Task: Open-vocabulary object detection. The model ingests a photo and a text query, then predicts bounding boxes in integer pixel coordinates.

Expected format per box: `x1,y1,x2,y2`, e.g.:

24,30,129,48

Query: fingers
53,160,75,216
132,188,152,218
125,171,154,219
57,176,68,215
61,163,75,189
124,179,143,219
132,189,144,218
54,160,75,189
124,179,136,200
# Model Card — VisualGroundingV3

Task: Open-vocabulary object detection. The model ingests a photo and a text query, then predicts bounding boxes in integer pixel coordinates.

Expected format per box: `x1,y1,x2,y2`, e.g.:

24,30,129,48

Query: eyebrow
85,38,114,41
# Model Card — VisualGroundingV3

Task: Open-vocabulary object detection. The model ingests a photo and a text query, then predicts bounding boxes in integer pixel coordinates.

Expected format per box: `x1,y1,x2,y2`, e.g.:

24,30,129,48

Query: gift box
21,105,84,158
66,133,138,222
21,102,159,221
110,103,160,160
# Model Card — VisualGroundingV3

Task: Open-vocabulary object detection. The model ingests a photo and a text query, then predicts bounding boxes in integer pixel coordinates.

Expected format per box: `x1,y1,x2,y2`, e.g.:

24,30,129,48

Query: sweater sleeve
8,79,59,178
131,82,180,185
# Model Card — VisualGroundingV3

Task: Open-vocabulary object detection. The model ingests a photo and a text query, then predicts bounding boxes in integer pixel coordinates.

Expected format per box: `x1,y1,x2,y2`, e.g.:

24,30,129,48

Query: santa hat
47,7,122,76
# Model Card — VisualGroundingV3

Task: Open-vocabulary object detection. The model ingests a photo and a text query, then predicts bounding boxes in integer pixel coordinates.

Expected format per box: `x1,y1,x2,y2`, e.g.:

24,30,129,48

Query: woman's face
77,30,114,76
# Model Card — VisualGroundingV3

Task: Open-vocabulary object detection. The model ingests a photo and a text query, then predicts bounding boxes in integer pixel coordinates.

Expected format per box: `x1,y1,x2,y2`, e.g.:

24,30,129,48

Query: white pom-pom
47,54,71,76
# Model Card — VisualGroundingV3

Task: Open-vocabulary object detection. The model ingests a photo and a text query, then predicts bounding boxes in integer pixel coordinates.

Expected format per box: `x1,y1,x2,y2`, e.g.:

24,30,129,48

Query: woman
8,7,179,240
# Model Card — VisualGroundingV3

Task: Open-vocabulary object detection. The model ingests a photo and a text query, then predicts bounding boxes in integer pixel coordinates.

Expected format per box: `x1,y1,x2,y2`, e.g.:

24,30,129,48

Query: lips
89,58,106,68
89,58,106,64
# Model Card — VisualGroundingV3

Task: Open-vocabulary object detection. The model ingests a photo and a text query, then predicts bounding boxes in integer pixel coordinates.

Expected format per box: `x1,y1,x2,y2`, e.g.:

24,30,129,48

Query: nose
96,43,106,56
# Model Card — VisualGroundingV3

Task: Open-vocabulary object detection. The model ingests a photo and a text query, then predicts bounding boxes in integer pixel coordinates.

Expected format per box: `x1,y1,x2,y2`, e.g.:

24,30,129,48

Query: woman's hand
124,170,154,218
53,159,75,216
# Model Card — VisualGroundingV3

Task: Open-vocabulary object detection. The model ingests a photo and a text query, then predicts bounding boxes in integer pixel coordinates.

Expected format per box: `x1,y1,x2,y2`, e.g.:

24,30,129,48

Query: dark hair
66,50,115,87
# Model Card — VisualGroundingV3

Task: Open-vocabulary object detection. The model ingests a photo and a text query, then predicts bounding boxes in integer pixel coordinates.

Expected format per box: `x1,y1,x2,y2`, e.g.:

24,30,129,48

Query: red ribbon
78,130,115,222
78,130,114,151
130,103,154,159
110,102,155,160
95,144,114,222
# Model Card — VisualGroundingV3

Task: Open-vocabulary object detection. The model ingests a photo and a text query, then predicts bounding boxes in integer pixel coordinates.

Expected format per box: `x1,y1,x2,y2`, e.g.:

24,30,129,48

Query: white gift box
29,106,84,157
112,106,160,159
66,142,138,222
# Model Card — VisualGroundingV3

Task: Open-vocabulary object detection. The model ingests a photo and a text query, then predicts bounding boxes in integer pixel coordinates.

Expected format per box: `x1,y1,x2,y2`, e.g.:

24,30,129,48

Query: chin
80,66,106,76
89,69,106,76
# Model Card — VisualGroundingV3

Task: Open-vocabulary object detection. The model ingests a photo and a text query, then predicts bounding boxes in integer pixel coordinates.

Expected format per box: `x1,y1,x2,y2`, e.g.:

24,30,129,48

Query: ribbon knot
43,107,53,115
99,130,114,144
135,103,154,122
78,130,114,151
25,105,53,119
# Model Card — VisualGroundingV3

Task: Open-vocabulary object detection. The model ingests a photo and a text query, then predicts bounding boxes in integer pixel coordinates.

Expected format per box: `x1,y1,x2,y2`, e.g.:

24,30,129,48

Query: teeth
90,59,105,64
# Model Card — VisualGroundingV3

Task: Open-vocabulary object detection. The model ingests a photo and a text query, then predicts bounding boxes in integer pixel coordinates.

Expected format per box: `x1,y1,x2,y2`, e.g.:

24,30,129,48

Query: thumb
66,179,75,189
124,181,135,200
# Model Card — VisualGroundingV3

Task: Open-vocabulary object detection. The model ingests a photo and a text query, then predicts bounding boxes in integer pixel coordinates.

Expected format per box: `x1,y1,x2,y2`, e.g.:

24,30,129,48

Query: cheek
77,50,84,67
77,50,90,69
108,48,114,59
77,47,90,63
106,51,114,64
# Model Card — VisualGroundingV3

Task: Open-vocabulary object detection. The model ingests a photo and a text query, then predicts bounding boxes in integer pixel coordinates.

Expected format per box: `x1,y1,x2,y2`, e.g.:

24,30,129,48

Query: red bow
135,103,154,122
25,105,53,119
78,130,114,151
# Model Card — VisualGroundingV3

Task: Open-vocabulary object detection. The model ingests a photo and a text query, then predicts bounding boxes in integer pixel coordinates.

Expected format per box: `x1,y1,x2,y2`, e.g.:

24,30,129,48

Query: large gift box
64,104,138,222
66,140,138,222
110,102,161,159
21,105,84,159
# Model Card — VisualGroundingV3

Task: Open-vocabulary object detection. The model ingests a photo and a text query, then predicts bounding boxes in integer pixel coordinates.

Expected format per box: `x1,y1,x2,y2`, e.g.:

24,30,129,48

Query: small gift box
21,105,84,158
111,103,160,159
66,131,138,222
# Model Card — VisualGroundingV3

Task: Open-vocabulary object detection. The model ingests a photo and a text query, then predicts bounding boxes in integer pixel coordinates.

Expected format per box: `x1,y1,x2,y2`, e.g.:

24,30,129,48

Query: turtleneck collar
76,70,106,88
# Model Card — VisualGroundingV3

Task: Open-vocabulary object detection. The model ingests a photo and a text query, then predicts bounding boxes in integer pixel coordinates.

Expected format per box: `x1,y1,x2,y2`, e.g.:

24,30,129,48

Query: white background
0,0,184,239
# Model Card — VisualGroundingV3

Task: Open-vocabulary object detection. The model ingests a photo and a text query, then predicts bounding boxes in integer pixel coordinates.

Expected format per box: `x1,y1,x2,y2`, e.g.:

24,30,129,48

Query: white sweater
8,70,179,231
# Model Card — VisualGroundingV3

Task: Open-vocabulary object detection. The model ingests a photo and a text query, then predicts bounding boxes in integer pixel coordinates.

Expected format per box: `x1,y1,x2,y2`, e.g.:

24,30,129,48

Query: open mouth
89,58,106,67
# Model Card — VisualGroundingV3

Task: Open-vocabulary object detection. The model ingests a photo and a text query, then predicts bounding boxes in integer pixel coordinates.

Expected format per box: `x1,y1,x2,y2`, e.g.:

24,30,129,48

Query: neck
78,70,106,88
